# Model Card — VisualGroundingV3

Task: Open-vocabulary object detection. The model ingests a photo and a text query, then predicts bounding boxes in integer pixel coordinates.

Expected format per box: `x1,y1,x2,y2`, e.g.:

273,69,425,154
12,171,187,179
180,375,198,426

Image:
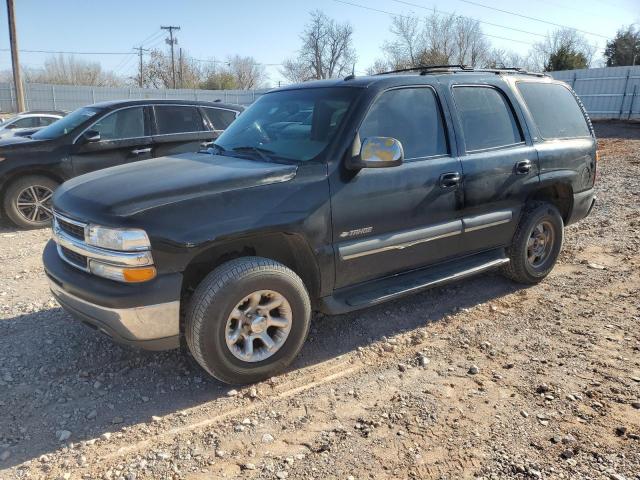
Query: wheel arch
526,182,573,223
181,232,322,306
0,168,65,203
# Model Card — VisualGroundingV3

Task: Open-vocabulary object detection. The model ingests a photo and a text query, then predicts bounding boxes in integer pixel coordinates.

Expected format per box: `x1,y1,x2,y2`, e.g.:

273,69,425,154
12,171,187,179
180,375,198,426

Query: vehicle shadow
0,270,521,468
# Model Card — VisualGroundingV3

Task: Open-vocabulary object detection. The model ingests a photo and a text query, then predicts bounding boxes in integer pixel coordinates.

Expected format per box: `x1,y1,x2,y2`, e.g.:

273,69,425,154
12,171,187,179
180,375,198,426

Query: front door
447,84,540,252
70,106,153,176
331,85,464,289
151,105,215,158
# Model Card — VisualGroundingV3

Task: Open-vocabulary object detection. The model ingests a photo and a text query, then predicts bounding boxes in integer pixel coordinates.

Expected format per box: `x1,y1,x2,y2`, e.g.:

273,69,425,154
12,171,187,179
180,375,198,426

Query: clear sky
0,0,638,86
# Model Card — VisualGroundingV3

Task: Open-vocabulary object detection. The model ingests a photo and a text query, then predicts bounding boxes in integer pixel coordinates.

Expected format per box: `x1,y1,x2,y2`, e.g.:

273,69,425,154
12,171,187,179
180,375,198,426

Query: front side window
359,87,448,159
215,87,358,162
517,82,591,139
155,106,206,135
11,117,39,128
203,108,237,130
89,107,145,141
32,107,101,140
453,86,523,151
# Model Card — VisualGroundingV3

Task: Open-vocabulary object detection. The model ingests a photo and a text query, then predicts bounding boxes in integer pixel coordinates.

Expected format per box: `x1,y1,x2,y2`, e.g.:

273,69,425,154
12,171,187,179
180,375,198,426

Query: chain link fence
0,82,269,114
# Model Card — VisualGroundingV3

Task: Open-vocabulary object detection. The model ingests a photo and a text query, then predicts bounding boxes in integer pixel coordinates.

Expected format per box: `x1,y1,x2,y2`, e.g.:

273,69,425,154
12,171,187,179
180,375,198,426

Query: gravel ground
1,121,639,480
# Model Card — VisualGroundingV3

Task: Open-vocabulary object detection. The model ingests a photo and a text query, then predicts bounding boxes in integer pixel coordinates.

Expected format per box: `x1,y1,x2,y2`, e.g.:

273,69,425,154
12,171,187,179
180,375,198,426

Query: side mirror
81,130,101,144
347,135,404,170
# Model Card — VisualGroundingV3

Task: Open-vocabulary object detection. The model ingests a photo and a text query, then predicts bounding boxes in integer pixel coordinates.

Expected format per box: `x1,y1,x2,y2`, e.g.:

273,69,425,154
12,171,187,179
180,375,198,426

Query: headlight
86,225,151,251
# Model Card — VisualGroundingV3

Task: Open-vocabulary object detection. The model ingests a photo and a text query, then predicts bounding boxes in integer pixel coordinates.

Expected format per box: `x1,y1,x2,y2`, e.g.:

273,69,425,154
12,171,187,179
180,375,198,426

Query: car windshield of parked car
214,87,358,162
31,107,101,140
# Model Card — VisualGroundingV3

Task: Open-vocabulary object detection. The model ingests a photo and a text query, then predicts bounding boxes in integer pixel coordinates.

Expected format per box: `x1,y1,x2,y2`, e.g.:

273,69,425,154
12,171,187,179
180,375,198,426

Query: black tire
3,175,58,229
502,202,564,284
186,257,311,384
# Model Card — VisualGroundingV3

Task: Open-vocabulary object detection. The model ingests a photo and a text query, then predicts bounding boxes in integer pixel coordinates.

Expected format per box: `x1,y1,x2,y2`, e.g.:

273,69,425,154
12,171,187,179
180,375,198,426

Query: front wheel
502,202,564,284
3,175,58,229
185,257,311,384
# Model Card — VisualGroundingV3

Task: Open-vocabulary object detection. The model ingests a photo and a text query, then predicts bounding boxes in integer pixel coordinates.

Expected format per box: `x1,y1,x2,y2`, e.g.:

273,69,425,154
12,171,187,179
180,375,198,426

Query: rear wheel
502,202,564,284
186,257,311,384
3,175,58,229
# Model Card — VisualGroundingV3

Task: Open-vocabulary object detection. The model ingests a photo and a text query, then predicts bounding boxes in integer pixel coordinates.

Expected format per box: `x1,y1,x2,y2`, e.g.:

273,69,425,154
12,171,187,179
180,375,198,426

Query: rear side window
453,86,523,151
517,83,590,139
38,117,58,126
154,106,206,135
360,87,448,159
12,117,39,128
203,108,237,130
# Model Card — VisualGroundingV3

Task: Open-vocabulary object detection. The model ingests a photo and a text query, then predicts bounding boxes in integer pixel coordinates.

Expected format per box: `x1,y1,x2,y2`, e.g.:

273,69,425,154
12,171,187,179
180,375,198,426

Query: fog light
90,260,156,283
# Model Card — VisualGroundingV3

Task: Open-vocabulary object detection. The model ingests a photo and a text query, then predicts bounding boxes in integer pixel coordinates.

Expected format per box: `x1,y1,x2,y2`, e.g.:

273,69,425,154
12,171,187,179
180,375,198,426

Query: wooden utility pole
6,0,25,112
161,25,180,89
134,46,150,88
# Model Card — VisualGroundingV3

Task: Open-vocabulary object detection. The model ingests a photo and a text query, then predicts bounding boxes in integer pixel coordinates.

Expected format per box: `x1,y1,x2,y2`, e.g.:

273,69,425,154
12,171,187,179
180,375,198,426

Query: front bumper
567,188,596,226
43,240,181,350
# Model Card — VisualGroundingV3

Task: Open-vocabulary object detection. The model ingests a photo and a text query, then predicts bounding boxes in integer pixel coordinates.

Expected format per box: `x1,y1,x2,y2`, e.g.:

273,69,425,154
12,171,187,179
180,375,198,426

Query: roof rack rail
376,65,474,75
375,64,548,78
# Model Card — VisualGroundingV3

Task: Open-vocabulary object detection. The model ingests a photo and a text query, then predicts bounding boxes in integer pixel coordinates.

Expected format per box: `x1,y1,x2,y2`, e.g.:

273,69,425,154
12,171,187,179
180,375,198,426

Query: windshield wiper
232,146,276,162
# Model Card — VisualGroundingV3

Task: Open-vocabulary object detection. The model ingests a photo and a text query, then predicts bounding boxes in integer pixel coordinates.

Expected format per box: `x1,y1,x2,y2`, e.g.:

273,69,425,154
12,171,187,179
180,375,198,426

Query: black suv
0,99,243,228
43,67,597,384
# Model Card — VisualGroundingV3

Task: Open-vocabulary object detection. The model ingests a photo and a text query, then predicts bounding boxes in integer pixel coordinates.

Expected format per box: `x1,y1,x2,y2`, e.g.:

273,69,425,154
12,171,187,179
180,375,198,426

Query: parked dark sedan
0,99,243,228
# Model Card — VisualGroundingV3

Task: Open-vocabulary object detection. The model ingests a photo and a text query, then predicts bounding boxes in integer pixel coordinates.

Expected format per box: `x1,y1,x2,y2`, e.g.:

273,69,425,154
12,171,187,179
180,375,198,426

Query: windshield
31,107,101,140
215,87,358,162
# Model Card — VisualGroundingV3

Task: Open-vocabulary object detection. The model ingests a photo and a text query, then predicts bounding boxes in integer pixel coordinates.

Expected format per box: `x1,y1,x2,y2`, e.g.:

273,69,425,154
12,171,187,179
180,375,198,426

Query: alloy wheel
527,220,554,268
15,185,54,224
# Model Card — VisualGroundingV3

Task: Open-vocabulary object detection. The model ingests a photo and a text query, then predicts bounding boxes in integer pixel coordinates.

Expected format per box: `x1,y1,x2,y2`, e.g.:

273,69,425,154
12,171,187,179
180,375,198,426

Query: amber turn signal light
122,266,157,283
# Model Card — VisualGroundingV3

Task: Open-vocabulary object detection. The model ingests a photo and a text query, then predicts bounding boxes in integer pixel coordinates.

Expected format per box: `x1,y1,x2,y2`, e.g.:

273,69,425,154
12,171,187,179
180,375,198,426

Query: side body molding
338,210,514,261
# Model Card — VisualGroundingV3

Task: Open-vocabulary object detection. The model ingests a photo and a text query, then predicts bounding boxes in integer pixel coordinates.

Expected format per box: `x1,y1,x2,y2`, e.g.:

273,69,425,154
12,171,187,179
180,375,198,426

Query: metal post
628,84,637,120
52,84,56,110
91,88,96,104
619,69,631,119
9,82,15,113
572,72,577,89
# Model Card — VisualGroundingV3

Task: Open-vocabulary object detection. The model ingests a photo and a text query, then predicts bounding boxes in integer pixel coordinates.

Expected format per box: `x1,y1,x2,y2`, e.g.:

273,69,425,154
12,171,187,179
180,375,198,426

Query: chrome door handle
131,148,152,155
515,159,532,175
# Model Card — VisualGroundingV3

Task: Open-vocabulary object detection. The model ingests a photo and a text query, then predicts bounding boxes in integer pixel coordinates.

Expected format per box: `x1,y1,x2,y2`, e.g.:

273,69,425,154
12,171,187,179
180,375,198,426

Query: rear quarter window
517,82,591,140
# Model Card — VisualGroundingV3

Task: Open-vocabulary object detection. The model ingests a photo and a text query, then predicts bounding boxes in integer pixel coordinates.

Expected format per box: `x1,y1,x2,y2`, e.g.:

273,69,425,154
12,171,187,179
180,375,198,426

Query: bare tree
377,11,491,72
281,10,356,82
139,49,204,88
227,55,268,89
530,28,596,71
25,55,123,86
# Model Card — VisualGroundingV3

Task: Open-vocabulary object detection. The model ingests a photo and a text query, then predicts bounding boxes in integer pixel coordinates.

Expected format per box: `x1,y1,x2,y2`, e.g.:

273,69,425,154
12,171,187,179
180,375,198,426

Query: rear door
151,105,214,157
447,83,539,252
70,106,153,176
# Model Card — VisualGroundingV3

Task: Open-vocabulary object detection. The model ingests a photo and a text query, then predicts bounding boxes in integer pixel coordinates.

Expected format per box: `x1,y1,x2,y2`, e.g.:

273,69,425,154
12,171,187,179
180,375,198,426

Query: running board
318,249,509,314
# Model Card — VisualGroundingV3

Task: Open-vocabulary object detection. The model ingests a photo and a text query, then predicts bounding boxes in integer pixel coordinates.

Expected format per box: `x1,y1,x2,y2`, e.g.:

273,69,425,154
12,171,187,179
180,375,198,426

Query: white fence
549,66,640,120
2,67,640,120
0,82,269,113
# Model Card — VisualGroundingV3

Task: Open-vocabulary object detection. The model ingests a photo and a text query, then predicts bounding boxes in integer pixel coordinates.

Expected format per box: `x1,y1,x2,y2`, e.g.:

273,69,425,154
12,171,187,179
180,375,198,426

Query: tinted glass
453,86,523,151
38,117,58,126
360,87,448,159
90,107,145,140
203,108,237,130
216,87,357,162
155,106,205,134
32,107,100,140
13,117,39,128
517,82,590,139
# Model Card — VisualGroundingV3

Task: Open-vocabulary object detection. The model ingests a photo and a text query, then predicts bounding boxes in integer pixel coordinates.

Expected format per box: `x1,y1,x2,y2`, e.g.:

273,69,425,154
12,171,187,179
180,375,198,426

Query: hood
0,135,41,148
53,152,298,220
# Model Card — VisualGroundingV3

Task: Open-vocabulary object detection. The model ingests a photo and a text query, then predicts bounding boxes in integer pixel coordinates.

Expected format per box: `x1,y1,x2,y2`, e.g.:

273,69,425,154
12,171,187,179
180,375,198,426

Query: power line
0,48,135,55
332,0,536,45
452,0,609,39
388,0,546,38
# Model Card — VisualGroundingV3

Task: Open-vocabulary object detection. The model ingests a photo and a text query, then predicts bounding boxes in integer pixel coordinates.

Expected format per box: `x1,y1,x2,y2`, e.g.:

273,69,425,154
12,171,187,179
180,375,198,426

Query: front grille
57,217,86,240
60,246,88,270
